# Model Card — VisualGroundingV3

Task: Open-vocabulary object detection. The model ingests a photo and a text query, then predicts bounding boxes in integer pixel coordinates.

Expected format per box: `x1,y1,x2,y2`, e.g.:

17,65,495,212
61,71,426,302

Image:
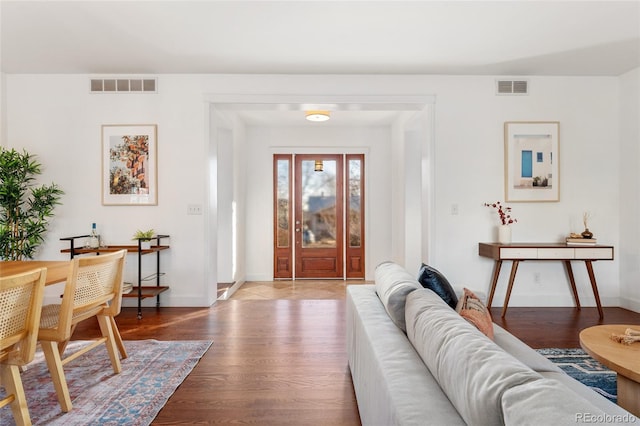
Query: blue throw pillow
417,263,458,309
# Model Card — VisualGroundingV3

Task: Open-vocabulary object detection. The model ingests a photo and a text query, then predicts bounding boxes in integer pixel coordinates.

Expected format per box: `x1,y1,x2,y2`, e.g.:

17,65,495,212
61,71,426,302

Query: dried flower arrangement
484,201,517,225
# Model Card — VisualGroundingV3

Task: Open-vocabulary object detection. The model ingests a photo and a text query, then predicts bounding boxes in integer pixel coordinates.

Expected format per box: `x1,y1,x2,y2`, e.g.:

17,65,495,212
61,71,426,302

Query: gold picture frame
504,121,559,202
102,124,158,205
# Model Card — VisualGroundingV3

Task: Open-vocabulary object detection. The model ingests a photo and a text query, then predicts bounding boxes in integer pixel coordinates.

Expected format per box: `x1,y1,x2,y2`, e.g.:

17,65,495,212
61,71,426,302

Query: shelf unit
60,234,170,319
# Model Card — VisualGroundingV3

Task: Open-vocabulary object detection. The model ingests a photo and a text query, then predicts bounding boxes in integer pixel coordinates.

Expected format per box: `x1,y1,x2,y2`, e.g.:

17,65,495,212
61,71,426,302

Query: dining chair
38,249,127,412
0,267,47,426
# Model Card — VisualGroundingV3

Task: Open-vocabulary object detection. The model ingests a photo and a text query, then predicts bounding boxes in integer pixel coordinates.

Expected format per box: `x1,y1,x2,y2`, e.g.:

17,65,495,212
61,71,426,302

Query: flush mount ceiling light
305,110,331,122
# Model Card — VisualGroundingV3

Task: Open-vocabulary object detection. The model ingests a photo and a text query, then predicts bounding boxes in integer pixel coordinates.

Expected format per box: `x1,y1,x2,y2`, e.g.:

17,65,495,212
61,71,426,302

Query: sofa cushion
417,263,458,309
501,377,610,425
375,261,421,332
405,289,543,425
456,287,494,339
539,371,637,418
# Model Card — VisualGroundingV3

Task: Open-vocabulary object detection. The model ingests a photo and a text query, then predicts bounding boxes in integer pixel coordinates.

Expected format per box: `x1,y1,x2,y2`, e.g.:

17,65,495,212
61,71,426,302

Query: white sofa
346,261,638,425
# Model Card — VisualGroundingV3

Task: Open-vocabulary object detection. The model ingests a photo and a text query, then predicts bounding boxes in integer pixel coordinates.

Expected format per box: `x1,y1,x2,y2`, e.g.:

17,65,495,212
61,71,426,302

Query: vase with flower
485,201,517,244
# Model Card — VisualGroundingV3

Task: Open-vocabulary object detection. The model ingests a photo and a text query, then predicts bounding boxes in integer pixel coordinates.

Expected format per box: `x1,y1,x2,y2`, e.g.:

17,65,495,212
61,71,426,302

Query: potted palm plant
0,147,64,260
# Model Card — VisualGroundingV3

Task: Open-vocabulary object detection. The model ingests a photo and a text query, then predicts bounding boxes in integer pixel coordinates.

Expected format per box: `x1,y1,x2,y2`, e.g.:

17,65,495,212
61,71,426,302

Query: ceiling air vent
496,79,528,95
90,78,157,93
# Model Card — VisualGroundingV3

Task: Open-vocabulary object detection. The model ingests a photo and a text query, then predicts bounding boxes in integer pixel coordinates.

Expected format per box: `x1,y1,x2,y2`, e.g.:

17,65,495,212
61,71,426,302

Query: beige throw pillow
456,288,494,339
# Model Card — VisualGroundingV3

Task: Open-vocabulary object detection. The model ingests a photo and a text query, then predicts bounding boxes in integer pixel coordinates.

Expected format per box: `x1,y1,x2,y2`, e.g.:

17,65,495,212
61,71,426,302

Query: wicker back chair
0,268,47,426
38,249,127,412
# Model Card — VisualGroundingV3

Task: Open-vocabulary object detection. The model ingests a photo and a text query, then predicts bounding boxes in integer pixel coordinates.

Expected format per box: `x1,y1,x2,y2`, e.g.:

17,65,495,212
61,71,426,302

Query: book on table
122,282,133,294
566,237,597,245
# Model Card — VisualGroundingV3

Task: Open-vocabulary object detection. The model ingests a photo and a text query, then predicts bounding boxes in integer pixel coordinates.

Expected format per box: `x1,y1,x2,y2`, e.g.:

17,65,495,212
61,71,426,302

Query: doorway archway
207,94,434,289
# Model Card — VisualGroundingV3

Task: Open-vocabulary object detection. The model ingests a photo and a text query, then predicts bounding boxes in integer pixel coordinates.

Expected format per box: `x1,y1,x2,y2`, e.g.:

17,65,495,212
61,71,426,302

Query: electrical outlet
534,272,541,283
451,204,459,215
187,204,202,215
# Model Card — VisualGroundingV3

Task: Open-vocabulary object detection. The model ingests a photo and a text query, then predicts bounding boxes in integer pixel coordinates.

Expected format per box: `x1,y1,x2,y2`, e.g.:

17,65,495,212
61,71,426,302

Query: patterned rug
536,348,617,403
0,339,212,425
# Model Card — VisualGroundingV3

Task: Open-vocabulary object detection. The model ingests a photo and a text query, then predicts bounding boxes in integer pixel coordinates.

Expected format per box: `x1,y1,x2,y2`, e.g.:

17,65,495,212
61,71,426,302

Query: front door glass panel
301,159,337,249
348,158,362,248
276,159,290,248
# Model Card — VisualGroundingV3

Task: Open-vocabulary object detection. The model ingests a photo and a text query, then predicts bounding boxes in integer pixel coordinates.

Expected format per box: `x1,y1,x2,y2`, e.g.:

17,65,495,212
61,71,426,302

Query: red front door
294,154,343,278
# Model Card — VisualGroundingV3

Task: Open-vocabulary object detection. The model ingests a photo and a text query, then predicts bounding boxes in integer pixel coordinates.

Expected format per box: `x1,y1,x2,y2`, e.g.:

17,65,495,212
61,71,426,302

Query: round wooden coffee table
579,324,640,417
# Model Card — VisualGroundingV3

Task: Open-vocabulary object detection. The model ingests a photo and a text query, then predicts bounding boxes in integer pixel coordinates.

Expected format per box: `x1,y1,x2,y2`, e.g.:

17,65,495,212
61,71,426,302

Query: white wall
216,126,234,283
393,109,432,273
232,118,248,284
3,73,635,310
0,72,5,144
619,67,640,312
430,75,621,307
4,74,210,307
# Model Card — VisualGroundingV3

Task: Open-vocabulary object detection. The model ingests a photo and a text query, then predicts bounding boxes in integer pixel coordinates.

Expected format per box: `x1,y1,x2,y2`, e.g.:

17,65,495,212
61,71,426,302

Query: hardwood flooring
230,279,367,300
70,281,640,425
490,306,640,348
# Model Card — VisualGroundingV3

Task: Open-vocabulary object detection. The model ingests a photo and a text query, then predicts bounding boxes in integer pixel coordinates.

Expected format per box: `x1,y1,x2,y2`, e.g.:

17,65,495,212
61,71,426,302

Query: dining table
0,260,127,359
1,260,70,285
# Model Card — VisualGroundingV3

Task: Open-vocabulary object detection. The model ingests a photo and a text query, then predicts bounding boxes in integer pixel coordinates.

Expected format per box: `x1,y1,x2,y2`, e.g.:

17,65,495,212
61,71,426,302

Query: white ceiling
1,1,638,127
1,0,638,76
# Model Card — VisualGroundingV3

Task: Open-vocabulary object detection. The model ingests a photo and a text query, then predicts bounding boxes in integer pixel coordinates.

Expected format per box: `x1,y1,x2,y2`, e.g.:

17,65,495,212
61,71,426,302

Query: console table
478,242,614,318
61,235,169,319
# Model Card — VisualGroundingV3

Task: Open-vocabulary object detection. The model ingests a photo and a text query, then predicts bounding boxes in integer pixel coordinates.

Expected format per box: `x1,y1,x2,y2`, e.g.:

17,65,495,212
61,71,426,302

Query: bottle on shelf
89,222,100,248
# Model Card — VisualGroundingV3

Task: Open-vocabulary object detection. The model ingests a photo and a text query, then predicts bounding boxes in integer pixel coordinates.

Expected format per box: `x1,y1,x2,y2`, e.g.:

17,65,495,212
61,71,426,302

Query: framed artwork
504,121,559,202
102,124,157,205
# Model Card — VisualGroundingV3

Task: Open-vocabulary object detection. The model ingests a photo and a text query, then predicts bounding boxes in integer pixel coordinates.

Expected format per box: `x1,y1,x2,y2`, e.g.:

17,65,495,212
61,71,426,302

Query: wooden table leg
486,260,503,308
502,260,520,318
563,260,581,310
617,374,640,417
584,260,604,319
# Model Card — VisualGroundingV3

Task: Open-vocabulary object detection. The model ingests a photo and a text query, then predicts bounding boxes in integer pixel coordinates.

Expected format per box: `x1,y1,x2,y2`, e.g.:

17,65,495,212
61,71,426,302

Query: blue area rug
536,348,617,403
0,339,212,425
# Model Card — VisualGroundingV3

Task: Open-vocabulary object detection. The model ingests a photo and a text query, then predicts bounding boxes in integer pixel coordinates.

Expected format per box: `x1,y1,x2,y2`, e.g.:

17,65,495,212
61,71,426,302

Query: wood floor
71,280,640,425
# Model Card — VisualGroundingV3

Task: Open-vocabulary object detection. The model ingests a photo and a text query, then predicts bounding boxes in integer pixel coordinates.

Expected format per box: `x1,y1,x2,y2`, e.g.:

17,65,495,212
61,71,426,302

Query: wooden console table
478,242,614,318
